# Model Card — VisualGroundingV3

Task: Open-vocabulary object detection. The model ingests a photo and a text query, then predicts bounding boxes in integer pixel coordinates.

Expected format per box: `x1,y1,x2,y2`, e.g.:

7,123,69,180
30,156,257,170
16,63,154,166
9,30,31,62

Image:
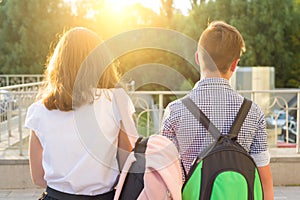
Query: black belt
46,186,115,200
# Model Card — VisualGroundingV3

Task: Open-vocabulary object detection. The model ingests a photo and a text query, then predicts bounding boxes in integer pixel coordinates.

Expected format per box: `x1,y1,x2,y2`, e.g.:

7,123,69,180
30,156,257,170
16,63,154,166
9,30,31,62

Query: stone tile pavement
0,188,43,200
274,186,300,200
0,187,299,199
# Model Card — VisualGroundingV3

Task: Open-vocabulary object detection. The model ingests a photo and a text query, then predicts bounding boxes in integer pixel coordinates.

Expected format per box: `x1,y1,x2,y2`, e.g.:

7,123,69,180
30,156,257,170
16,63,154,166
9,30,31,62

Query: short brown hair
199,21,246,74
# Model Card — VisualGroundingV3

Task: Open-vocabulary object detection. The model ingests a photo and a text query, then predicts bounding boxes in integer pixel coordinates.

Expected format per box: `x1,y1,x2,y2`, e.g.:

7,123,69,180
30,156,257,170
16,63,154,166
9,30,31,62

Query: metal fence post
18,104,23,156
297,92,300,153
7,100,12,144
6,76,9,87
158,94,163,132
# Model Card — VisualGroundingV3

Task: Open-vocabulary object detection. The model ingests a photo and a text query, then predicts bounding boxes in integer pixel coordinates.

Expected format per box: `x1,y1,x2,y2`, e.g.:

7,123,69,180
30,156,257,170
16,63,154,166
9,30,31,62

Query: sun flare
65,0,161,16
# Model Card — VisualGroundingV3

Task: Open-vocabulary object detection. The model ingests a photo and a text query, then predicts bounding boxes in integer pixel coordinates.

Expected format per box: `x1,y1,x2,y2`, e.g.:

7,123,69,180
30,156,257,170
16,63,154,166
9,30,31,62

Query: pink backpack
114,135,182,200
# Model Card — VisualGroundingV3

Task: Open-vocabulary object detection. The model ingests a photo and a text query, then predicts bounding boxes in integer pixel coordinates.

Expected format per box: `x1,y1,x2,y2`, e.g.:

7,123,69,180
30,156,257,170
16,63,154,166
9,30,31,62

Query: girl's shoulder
27,100,44,113
27,100,53,118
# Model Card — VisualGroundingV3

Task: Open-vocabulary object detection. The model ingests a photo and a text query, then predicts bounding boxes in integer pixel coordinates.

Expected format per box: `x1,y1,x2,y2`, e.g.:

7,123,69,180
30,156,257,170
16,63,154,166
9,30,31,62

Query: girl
26,27,138,200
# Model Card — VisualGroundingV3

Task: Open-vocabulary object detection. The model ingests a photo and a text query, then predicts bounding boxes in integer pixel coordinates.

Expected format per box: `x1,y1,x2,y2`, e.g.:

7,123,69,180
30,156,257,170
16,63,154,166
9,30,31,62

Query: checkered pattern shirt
161,78,270,179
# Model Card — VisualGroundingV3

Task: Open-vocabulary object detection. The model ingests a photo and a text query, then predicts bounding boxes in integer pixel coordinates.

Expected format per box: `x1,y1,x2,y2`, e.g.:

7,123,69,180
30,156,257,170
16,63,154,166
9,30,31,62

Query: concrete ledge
0,159,28,165
1,148,300,189
270,156,300,186
0,161,35,189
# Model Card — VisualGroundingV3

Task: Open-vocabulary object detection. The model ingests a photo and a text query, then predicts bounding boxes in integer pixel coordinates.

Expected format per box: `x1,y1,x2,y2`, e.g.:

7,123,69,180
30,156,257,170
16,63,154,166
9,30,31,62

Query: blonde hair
38,27,120,111
199,21,246,74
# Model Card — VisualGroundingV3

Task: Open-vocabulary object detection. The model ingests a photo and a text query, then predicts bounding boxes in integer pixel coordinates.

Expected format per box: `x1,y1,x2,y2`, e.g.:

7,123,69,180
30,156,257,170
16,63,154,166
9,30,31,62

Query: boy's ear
195,52,200,65
230,58,239,72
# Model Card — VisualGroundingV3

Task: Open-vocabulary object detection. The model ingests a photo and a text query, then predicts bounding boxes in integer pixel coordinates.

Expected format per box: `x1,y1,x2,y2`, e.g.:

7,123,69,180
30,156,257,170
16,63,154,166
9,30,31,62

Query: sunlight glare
64,0,78,15
107,0,161,14
106,0,129,13
64,0,161,16
64,0,190,17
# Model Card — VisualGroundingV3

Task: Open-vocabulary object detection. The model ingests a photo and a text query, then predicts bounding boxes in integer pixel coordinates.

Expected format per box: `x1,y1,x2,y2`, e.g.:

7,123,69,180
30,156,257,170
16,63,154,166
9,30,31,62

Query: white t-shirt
25,88,138,195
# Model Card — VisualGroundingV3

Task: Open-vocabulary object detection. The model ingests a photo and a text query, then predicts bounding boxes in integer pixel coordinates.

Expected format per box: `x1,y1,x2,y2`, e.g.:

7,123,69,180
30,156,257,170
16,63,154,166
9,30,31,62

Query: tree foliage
0,0,299,88
0,0,74,74
185,0,300,88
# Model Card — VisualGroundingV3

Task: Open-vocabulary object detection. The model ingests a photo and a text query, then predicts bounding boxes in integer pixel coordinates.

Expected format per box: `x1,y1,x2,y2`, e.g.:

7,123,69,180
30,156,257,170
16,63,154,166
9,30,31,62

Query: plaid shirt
161,78,270,178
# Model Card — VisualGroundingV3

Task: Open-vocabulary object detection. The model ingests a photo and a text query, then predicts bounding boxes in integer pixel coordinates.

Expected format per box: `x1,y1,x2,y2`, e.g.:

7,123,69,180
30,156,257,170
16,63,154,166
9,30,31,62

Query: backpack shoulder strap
118,137,149,199
228,98,252,138
181,96,220,140
132,137,149,173
134,137,149,154
113,137,149,190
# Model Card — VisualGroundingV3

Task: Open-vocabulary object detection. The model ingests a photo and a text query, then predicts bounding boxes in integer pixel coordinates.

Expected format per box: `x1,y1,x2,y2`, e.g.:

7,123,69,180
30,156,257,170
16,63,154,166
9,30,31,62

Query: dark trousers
39,186,115,200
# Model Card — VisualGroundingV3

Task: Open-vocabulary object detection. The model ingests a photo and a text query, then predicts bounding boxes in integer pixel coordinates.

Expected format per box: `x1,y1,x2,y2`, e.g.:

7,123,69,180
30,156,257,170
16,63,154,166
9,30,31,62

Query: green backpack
181,97,263,200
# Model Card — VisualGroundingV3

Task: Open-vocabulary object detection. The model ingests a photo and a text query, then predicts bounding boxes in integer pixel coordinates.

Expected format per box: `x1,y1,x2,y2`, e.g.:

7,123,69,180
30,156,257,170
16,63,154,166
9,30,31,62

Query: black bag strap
182,96,252,139
181,97,220,140
228,98,252,137
114,137,149,190
118,137,149,200
181,96,252,183
133,136,149,173
134,137,149,153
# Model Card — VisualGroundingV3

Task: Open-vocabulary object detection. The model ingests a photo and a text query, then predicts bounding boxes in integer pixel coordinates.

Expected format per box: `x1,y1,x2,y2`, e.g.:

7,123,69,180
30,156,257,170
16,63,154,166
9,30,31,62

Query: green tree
239,0,296,88
1,0,299,89
182,0,300,88
0,0,73,74
160,0,174,21
287,0,300,87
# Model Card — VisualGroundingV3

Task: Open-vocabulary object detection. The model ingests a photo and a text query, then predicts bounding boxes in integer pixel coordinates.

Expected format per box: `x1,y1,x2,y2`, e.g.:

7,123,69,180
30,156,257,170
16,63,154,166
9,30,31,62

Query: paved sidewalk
0,186,300,199
274,186,300,200
0,188,43,200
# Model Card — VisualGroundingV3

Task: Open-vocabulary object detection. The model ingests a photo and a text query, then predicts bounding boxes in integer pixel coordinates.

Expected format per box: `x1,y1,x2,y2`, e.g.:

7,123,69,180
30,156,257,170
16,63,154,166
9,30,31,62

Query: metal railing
0,74,44,87
0,83,41,155
1,82,300,155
